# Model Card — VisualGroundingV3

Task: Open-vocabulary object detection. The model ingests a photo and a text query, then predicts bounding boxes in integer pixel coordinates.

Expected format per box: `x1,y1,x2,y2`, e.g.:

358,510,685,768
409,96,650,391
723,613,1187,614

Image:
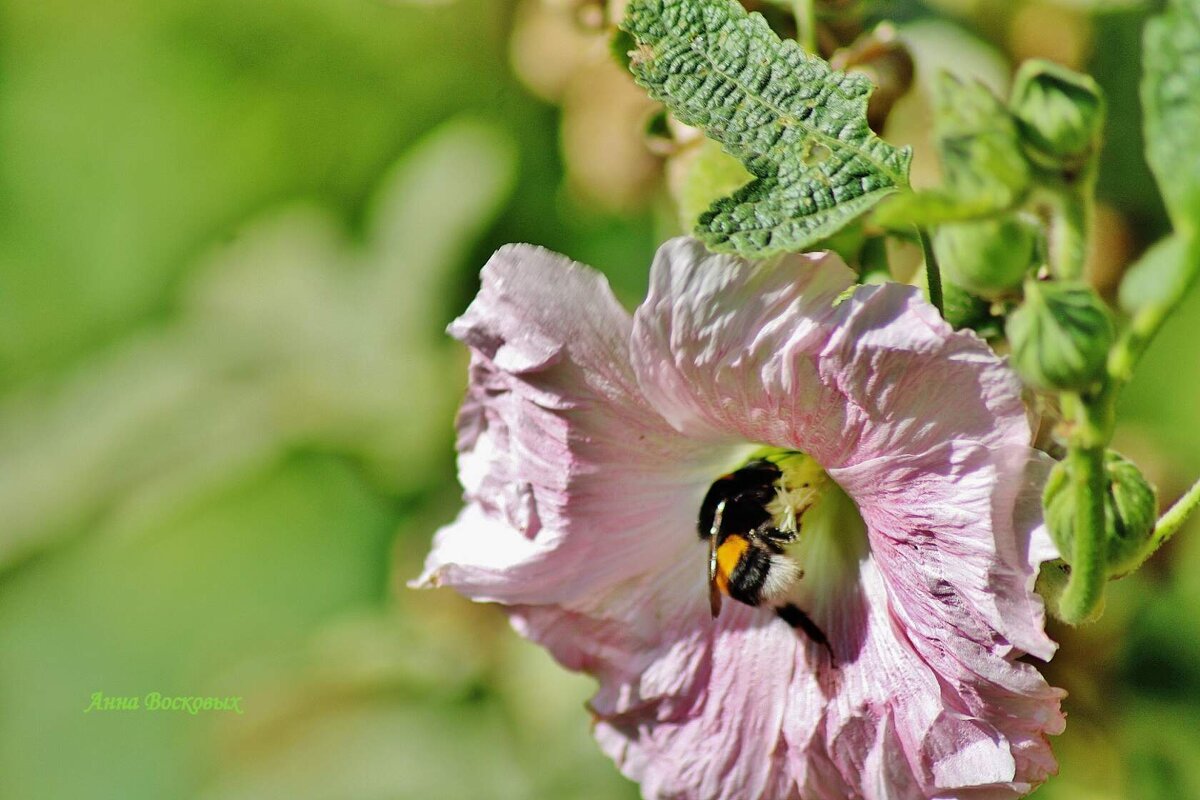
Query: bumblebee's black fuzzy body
699,458,834,660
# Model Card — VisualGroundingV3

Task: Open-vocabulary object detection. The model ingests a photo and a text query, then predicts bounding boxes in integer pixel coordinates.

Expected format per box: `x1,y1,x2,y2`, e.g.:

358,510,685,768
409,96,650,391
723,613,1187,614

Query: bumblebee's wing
708,531,723,617
708,500,725,618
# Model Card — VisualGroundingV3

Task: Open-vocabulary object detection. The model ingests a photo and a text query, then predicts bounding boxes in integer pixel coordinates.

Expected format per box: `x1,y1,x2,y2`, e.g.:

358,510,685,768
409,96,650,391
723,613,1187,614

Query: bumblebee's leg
776,603,837,667
756,522,797,550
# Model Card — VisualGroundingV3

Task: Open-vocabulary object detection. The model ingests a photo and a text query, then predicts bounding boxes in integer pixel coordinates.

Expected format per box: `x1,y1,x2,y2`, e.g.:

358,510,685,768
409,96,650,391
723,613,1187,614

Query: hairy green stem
1058,445,1107,622
1128,475,1200,574
918,227,944,317
1056,392,1111,624
1154,475,1200,548
1039,163,1116,622
793,0,817,54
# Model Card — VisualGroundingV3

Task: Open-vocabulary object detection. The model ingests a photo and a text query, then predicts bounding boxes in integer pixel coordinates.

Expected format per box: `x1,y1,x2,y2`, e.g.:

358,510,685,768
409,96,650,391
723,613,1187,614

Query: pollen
764,454,828,536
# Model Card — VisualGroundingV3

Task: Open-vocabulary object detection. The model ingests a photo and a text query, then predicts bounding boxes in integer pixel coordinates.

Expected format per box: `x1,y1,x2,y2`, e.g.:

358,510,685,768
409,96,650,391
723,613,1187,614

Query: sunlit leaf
622,0,910,255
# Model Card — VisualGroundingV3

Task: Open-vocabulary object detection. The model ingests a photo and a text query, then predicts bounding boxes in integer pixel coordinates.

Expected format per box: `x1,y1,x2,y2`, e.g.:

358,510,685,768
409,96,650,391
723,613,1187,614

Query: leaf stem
793,0,817,55
1139,474,1200,568
918,227,944,317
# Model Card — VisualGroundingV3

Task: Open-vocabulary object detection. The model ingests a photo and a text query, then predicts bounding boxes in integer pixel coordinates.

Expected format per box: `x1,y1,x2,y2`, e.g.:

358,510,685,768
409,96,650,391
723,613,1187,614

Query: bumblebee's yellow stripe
714,535,749,596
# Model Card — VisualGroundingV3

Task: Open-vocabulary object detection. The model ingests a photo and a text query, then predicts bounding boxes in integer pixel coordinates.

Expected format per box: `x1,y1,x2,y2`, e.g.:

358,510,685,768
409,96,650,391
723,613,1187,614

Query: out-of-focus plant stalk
794,0,817,54
1109,237,1200,574
918,227,945,317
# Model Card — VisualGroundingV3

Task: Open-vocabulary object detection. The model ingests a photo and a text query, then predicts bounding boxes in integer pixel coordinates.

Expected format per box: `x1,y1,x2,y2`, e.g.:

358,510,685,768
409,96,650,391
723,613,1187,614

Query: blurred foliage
0,0,1196,798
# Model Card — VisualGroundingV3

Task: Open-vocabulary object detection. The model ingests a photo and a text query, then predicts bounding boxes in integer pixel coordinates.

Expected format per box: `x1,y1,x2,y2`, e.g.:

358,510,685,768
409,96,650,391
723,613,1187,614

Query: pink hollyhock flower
415,237,1065,799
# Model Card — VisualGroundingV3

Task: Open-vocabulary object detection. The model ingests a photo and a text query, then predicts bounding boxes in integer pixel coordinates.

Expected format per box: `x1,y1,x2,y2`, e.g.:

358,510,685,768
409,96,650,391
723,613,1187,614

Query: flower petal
631,238,1031,469
506,552,714,722
790,560,1053,799
823,443,1065,795
592,603,800,800
561,551,1059,800
831,442,1059,662
416,244,724,606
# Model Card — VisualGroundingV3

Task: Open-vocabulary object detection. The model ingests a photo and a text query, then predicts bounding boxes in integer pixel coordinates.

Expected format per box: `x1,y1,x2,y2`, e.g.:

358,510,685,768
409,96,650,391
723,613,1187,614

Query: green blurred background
0,0,1196,797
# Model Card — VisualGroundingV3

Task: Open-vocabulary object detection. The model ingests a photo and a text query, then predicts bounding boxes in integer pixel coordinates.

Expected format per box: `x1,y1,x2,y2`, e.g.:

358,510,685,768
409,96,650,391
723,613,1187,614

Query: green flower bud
1035,559,1105,624
933,217,1037,299
1043,451,1159,577
1006,280,1114,391
1104,453,1159,573
1010,59,1105,168
1035,559,1066,620
941,280,992,332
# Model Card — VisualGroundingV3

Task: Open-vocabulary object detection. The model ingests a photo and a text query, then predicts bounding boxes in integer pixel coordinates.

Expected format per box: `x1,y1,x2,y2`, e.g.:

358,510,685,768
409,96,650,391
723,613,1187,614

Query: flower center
698,448,868,620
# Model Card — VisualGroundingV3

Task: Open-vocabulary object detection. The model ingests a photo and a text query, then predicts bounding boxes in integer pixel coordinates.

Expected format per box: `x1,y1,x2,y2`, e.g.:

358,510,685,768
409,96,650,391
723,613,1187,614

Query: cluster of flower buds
925,56,1115,396
920,50,1167,633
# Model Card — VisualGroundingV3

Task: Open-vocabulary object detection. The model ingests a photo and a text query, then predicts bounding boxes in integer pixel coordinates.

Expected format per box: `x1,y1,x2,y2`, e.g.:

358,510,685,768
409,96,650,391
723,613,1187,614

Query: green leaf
876,73,1028,228
621,0,910,256
1143,0,1200,232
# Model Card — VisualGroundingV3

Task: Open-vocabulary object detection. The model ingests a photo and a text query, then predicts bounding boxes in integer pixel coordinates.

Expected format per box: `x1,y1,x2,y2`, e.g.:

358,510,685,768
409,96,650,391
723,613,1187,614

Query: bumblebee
698,456,835,662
